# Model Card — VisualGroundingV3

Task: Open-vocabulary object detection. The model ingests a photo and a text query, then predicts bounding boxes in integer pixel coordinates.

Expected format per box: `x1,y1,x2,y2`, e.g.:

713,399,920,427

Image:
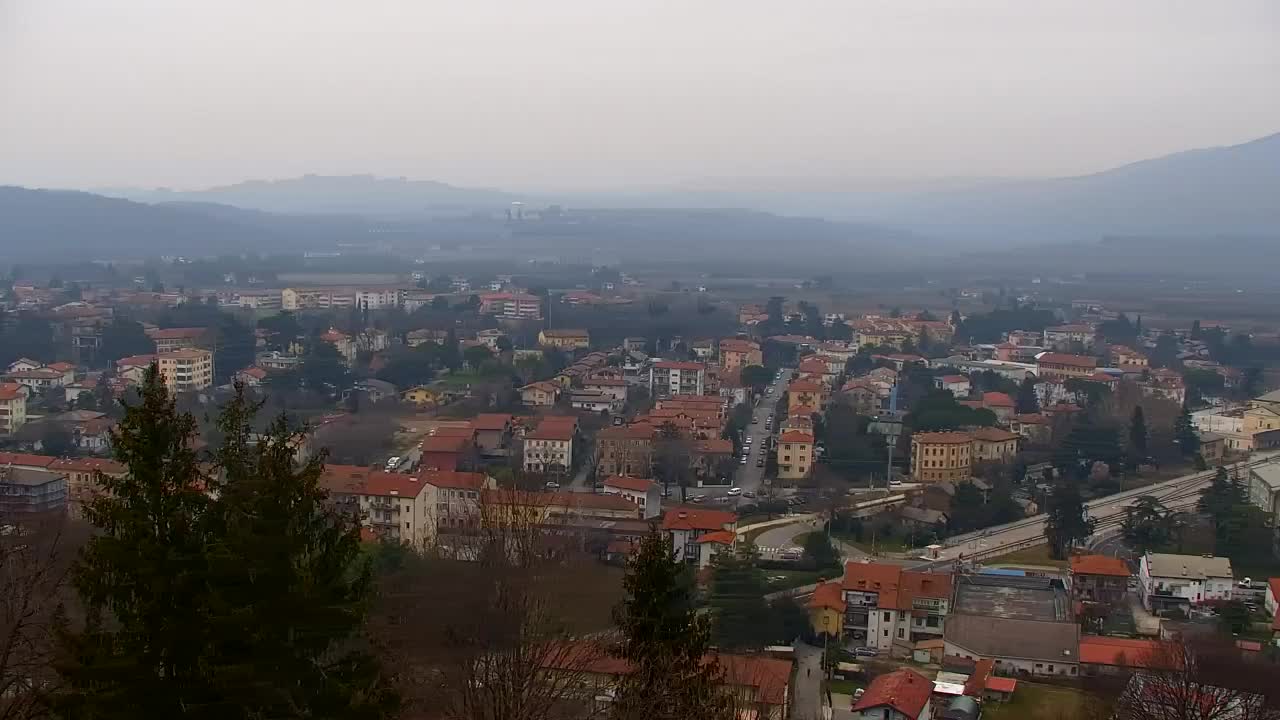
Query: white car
544,481,560,490
739,456,748,464
727,487,743,496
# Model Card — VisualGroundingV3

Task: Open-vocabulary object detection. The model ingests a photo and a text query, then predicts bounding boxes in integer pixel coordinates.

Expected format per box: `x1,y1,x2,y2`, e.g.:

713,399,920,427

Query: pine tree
1129,406,1148,458
611,532,733,720
1043,479,1095,559
55,365,217,718
205,385,396,718
1174,403,1199,456
1015,376,1040,414
707,547,773,651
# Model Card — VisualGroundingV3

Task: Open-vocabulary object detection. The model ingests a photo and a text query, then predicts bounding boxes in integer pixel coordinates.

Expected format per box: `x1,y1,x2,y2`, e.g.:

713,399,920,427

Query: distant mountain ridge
100,174,518,217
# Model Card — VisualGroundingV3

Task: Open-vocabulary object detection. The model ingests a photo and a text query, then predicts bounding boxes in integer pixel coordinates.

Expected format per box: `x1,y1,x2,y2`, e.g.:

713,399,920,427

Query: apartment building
281,287,357,310
0,466,68,515
0,383,30,436
842,561,953,655
719,338,762,372
479,292,543,320
157,348,214,392
649,361,706,399
4,368,69,392
778,430,815,480
1070,554,1130,606
787,379,824,415
1035,352,1099,380
354,287,403,310
146,327,208,353
51,457,126,519
971,427,1020,462
320,465,434,547
538,328,590,350
1138,552,1234,613
523,422,574,474
910,432,974,482
601,476,661,519
1043,324,1096,350
595,424,655,477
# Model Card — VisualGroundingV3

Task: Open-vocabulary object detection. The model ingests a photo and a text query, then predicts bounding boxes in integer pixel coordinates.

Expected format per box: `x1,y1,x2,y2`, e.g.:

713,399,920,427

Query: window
883,612,891,622
883,629,889,637
897,628,904,639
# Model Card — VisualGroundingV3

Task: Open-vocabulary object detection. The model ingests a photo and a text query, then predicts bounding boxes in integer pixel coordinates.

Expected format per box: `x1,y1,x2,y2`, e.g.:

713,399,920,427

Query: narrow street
790,642,824,720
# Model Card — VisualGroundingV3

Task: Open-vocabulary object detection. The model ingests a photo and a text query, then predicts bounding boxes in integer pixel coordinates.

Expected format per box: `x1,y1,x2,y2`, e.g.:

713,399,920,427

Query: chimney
1181,565,1188,577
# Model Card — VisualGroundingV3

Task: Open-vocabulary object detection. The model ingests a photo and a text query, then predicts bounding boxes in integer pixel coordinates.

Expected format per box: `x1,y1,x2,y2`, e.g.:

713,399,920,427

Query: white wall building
1138,552,1234,612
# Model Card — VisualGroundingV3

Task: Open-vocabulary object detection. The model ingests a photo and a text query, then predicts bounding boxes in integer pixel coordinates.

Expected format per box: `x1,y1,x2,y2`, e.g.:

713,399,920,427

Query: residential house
1078,636,1163,676
595,424,655,477
899,506,947,532
234,367,268,387
841,563,953,655
839,380,881,414
519,381,560,407
582,375,629,405
1035,352,1098,380
1043,324,1095,350
319,328,356,365
1009,413,1053,445
406,329,449,347
402,385,443,407
935,375,971,398
778,430,815,481
569,390,620,413
0,467,68,515
649,361,706,399
419,470,495,540
1111,346,1149,369
472,413,513,454
719,338,762,372
4,368,68,392
352,378,397,403
420,428,477,472
1247,465,1280,517
156,348,214,392
787,379,825,415
807,582,847,640
538,328,590,350
663,508,737,568
523,421,574,475
6,358,42,373
0,383,29,436
320,465,435,548
601,476,661,519
970,427,1020,463
976,391,1016,422
850,669,934,720
1070,554,1130,606
692,438,734,480
1138,552,1234,613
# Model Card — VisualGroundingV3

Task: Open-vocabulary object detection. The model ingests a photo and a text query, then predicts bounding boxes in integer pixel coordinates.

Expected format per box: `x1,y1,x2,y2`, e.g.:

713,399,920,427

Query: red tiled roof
49,458,126,474
853,669,932,717
526,424,575,441
694,438,733,454
603,476,657,493
0,383,26,400
939,375,968,383
319,465,429,499
597,424,656,440
696,530,736,545
788,380,822,393
985,676,1017,693
1269,578,1280,603
1070,554,1130,577
982,391,1015,408
897,571,952,611
239,367,268,380
1078,636,1162,668
780,431,814,444
6,369,65,380
421,435,472,453
0,452,57,469
46,362,75,372
1037,352,1098,369
964,658,994,697
419,470,488,490
662,508,736,532
808,581,846,613
147,327,206,340
472,413,512,431
842,561,903,607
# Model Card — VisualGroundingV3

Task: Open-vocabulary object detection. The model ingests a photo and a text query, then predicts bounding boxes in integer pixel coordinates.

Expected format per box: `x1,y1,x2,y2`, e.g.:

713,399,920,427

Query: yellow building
778,430,815,480
402,385,442,406
910,431,973,482
538,328,590,350
807,581,846,640
0,383,29,436
971,427,1020,462
156,348,214,392
1245,390,1280,436
787,379,825,415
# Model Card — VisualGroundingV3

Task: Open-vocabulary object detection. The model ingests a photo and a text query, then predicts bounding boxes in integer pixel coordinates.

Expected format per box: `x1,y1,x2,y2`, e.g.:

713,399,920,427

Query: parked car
688,494,705,503
742,491,756,499
852,647,879,659
544,481,560,490
739,456,748,464
756,457,765,467
727,487,743,496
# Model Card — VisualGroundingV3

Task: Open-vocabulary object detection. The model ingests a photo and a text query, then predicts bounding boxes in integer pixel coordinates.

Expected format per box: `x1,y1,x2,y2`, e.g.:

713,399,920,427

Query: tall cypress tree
1015,376,1040,414
55,365,217,718
611,532,732,720
1174,402,1199,456
707,547,773,651
205,385,396,718
1129,406,1148,458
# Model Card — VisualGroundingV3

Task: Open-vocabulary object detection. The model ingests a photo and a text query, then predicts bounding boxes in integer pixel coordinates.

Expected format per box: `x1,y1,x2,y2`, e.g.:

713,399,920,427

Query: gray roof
944,614,1079,664
1251,465,1280,491
900,506,947,524
1256,389,1280,403
0,467,66,487
1144,552,1233,580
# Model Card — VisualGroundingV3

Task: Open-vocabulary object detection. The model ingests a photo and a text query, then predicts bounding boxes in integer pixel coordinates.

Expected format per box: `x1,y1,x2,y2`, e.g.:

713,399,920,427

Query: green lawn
982,682,1095,720
834,532,913,556
825,678,864,696
762,569,823,591
982,543,1070,569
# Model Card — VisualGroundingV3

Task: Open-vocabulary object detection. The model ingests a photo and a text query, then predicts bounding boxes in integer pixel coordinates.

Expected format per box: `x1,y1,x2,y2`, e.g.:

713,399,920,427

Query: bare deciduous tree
1111,636,1280,720
0,513,85,720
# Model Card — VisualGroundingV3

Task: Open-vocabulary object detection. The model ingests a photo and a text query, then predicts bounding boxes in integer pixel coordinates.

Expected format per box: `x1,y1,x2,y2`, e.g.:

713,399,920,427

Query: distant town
3,260,1280,720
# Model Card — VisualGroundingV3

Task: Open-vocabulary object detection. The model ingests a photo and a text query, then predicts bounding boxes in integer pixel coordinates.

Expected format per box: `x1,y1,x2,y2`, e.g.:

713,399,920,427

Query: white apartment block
0,383,29,436
648,361,705,399
157,348,214,392
1138,552,1234,612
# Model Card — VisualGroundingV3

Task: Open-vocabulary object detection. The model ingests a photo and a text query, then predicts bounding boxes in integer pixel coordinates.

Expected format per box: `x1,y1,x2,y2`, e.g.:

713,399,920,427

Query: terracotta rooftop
1036,352,1098,369
807,581,846,613
1078,635,1162,668
603,476,657,493
661,508,736,532
912,431,973,444
853,669,932,718
472,413,512,431
1070,554,1131,577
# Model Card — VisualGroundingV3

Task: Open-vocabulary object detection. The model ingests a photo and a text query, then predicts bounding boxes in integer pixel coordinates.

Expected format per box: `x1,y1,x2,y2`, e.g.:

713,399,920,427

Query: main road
911,450,1280,570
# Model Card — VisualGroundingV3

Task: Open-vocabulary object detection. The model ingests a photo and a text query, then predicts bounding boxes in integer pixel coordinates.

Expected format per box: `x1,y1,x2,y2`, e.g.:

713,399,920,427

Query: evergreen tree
611,532,732,720
1129,406,1148,458
1043,479,1095,559
205,386,397,718
1190,320,1202,340
55,366,217,718
1174,403,1199,456
1015,376,1040,414
1121,495,1170,552
707,547,774,651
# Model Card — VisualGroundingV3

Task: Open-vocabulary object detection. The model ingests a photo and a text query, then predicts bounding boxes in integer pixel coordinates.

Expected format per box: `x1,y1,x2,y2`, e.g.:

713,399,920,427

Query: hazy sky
2,0,1278,191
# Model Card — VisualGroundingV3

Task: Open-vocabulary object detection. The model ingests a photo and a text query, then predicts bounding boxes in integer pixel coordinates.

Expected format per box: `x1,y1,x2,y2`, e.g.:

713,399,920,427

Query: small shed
984,676,1017,703
913,638,945,664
